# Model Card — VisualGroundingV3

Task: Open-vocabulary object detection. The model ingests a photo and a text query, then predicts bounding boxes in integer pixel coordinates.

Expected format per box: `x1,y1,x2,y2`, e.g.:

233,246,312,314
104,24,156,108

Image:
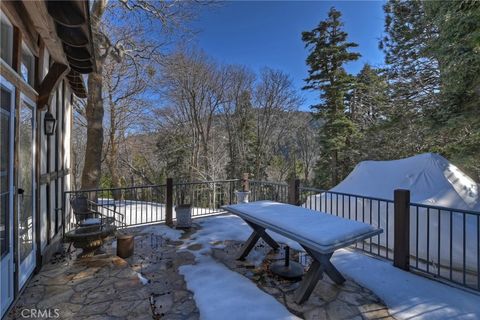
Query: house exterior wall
0,1,83,317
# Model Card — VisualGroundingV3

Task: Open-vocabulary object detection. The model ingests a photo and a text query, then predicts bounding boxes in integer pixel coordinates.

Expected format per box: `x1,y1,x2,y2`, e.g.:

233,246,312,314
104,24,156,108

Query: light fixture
44,111,56,136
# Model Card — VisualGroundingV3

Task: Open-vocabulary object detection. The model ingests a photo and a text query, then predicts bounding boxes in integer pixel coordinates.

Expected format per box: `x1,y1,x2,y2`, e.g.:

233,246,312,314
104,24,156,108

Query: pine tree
226,91,257,179
379,0,440,158
380,0,479,180
423,0,480,180
302,7,360,188
424,0,480,115
347,64,389,161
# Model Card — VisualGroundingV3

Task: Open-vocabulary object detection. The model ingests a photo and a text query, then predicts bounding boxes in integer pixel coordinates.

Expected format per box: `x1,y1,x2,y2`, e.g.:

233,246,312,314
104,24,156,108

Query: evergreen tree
381,0,479,179
425,0,480,115
379,0,440,158
302,7,360,188
347,64,389,161
423,0,480,180
226,91,257,179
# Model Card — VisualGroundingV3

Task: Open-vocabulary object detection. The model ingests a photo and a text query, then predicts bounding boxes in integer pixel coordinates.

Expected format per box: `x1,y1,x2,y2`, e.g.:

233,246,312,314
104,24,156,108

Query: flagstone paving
8,220,394,320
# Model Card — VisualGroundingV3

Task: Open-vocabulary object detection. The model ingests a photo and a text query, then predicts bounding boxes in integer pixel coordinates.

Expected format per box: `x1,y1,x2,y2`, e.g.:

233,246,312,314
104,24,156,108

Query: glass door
0,77,14,318
17,95,35,288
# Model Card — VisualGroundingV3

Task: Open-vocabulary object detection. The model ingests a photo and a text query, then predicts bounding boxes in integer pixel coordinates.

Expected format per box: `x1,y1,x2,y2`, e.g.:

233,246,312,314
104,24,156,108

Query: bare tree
155,50,230,181
80,0,197,190
253,68,302,179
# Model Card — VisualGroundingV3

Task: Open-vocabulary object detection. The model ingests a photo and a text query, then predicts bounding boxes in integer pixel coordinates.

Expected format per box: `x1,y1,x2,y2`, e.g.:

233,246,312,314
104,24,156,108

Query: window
0,13,13,67
0,84,12,257
21,43,35,87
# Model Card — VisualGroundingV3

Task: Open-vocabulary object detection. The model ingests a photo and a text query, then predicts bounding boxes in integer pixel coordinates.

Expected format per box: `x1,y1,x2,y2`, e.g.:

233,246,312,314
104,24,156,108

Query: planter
117,234,135,259
235,191,251,204
175,204,192,229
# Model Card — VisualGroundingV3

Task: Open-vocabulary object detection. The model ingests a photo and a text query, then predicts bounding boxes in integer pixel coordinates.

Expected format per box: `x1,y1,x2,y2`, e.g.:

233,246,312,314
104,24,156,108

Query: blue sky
189,1,386,110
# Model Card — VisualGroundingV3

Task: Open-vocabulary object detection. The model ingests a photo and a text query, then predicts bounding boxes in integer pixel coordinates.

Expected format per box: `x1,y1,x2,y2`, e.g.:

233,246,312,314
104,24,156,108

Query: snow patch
179,256,299,320
332,249,480,320
140,224,183,241
136,272,149,285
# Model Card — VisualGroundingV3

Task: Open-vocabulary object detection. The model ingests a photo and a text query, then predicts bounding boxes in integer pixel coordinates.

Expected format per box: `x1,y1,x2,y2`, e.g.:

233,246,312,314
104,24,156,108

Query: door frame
0,75,15,318
17,93,36,289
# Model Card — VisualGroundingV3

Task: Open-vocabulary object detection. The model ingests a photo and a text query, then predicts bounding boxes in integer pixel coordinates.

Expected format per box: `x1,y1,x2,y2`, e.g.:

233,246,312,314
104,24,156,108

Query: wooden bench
222,200,383,304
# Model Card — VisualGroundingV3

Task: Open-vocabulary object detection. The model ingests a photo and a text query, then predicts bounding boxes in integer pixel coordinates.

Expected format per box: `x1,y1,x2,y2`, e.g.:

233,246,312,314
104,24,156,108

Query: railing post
288,178,300,206
166,178,173,226
394,189,410,271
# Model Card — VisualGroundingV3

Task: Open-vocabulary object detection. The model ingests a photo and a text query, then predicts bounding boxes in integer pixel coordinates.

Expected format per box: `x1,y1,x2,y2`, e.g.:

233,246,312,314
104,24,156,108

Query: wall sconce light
44,111,56,136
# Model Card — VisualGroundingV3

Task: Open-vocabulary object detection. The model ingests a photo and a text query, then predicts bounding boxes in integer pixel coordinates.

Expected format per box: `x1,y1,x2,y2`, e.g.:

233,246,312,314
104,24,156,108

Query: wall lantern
44,111,56,136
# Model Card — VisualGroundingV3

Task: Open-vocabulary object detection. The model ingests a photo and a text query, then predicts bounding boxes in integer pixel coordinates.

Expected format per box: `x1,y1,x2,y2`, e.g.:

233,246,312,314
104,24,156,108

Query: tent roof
331,153,480,211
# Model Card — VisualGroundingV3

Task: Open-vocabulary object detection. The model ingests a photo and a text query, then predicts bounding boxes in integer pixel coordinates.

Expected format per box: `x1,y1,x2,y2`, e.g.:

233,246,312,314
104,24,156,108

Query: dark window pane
1,113,9,173
1,86,11,112
0,17,13,66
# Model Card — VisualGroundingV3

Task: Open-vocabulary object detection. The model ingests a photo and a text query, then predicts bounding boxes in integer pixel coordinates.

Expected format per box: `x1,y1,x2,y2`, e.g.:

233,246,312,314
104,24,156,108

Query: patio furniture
67,195,125,257
69,194,119,228
65,224,116,257
222,200,383,304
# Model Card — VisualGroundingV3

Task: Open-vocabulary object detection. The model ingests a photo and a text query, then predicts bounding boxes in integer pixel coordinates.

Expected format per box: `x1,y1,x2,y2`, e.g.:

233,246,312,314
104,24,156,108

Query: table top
222,201,383,254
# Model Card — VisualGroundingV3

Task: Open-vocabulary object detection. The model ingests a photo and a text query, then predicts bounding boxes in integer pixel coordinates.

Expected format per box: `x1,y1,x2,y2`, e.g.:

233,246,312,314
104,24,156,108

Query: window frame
0,75,15,259
0,12,13,68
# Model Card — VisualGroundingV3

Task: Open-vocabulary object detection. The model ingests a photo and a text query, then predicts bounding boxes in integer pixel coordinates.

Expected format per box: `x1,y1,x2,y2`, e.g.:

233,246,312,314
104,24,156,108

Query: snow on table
223,200,379,248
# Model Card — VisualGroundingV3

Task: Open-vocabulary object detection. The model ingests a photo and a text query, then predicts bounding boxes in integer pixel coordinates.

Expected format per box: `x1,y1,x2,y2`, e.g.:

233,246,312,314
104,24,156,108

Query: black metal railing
408,202,480,291
300,187,395,260
63,184,168,232
62,178,479,292
173,180,240,217
299,186,480,292
63,179,241,233
250,180,289,203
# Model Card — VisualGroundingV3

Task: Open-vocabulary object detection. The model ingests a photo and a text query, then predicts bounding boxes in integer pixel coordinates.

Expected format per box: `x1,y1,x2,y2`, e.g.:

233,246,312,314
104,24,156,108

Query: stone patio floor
8,219,395,320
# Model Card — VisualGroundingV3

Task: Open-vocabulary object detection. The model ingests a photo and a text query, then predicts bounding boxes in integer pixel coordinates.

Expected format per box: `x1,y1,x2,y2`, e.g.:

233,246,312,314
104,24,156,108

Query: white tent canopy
331,153,479,211
304,153,479,275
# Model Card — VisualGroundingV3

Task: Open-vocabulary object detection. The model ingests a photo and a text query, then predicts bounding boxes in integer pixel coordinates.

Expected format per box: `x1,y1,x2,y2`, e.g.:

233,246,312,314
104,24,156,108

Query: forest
73,0,480,191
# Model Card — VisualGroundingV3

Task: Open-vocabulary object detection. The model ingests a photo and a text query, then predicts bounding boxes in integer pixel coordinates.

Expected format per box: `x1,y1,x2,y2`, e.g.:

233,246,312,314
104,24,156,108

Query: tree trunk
80,0,107,191
81,71,104,190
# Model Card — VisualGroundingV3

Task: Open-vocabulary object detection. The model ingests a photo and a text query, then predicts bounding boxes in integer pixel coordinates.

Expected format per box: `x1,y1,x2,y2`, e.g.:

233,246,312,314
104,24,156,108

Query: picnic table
222,200,383,304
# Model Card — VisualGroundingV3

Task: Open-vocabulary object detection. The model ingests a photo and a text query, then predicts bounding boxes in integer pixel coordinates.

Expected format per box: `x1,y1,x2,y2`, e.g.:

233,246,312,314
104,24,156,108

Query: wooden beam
0,60,38,101
46,0,86,27
21,0,68,65
37,62,69,110
12,25,22,73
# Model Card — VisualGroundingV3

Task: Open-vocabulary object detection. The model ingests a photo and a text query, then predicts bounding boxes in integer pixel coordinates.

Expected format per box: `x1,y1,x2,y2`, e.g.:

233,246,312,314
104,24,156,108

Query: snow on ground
177,214,300,319
139,224,183,240
332,249,480,320
179,214,480,320
180,256,299,320
135,271,150,285
96,198,218,227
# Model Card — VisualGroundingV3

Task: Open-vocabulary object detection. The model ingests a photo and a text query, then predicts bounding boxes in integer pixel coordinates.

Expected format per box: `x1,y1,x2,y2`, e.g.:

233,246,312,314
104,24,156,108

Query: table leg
294,248,346,304
294,260,324,304
236,221,280,260
246,221,280,250
237,231,261,260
